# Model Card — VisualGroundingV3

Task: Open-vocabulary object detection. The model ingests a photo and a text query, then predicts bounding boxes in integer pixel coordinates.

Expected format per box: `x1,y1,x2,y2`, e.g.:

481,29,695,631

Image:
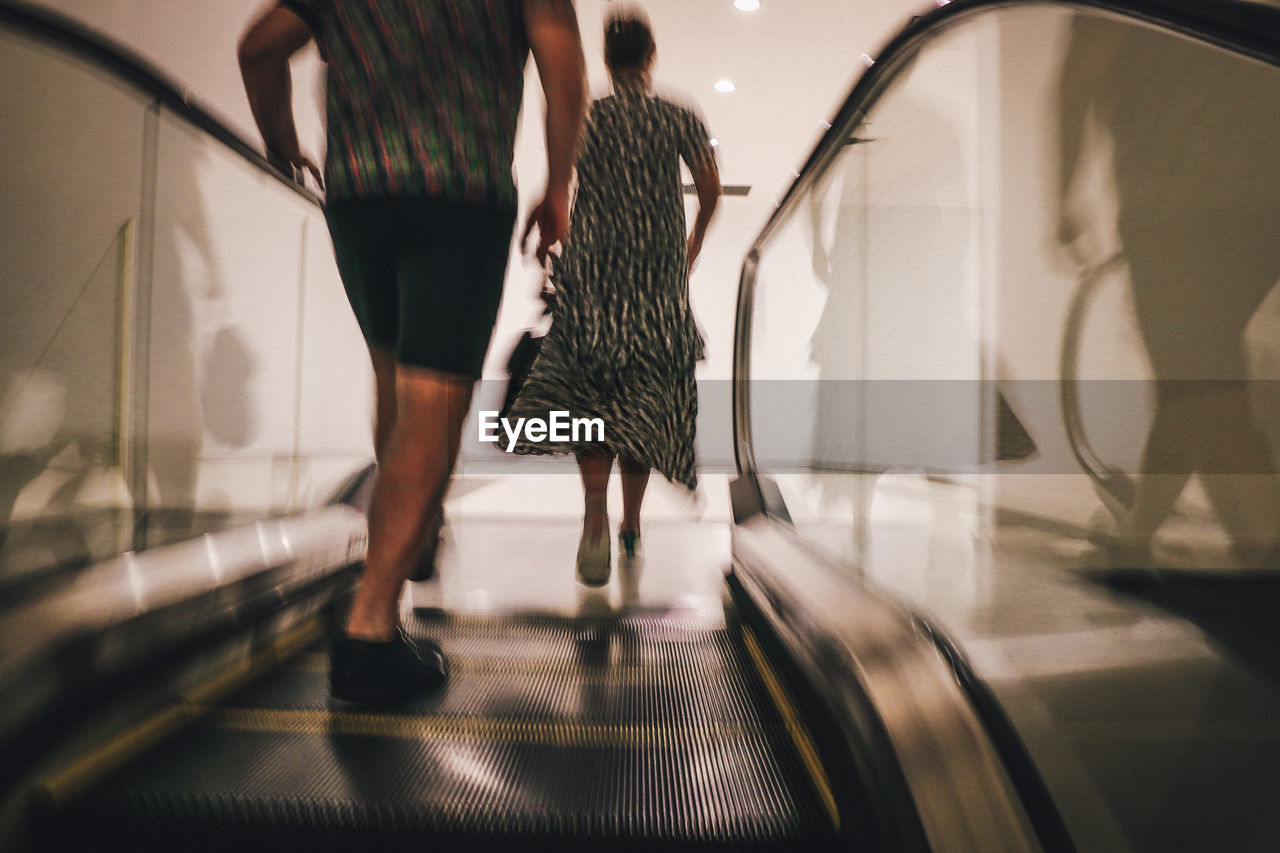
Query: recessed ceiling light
714,79,736,93
734,0,761,11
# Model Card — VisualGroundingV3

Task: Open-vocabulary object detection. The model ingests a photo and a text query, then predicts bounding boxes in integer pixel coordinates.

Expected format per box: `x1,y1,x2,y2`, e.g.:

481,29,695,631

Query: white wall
13,0,934,481
25,0,327,151
146,107,372,517
505,0,926,385
20,2,927,366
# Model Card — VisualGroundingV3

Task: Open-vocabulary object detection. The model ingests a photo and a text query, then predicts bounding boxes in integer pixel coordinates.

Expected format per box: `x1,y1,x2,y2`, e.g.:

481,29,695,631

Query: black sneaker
329,628,448,706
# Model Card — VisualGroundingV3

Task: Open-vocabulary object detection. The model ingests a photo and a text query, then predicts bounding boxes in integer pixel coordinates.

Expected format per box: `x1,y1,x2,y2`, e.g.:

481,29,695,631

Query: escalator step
38,612,838,851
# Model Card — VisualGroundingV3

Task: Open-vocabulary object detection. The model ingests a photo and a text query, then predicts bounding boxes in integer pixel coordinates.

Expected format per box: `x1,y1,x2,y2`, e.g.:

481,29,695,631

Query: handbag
499,276,555,419
500,327,543,419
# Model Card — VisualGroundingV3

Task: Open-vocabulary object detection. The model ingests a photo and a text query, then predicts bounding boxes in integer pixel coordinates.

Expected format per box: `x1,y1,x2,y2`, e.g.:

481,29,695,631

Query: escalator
7,0,1280,851
33,605,842,852
731,0,1280,852
1,4,857,850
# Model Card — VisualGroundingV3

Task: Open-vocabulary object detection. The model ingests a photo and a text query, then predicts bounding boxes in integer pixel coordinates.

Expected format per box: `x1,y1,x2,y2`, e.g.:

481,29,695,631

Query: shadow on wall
201,326,259,449
144,127,265,548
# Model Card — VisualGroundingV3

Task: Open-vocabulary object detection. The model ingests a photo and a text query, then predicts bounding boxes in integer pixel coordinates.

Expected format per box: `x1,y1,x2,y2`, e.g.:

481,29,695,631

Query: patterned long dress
507,88,715,490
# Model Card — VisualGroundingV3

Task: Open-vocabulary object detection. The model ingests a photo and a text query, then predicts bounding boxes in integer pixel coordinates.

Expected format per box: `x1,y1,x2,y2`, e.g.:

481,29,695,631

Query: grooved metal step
37,610,839,852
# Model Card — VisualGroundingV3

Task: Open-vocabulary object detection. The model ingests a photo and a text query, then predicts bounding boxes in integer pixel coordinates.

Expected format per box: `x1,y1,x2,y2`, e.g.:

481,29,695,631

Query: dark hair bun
604,14,653,71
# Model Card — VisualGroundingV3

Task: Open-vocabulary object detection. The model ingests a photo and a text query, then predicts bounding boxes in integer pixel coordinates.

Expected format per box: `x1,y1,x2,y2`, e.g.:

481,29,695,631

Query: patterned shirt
282,0,529,205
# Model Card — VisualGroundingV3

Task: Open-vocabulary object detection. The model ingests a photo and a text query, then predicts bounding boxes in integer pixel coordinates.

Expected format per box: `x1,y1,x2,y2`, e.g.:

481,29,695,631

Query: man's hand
293,152,325,191
266,145,324,191
522,190,570,265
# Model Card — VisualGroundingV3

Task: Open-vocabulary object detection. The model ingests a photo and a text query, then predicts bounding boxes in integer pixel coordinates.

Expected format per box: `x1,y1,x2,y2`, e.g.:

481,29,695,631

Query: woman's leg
1192,382,1280,563
618,455,650,533
1120,382,1197,551
577,450,614,540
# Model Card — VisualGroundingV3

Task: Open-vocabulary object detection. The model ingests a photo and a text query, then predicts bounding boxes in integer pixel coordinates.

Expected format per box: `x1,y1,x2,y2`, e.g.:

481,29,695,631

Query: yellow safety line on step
206,706,769,751
32,617,325,809
741,624,841,833
287,652,716,683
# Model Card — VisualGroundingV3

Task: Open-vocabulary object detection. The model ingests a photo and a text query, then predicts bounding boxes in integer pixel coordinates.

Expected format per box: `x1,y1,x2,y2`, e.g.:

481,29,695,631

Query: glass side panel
747,7,1280,851
751,15,992,564
0,30,149,589
0,26,373,600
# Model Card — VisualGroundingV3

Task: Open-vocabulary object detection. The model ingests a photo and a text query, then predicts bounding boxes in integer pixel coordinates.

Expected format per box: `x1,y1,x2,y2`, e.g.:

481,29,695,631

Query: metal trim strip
0,0,320,203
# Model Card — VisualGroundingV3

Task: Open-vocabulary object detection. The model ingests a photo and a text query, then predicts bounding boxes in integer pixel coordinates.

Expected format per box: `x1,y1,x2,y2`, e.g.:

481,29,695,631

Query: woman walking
510,10,720,585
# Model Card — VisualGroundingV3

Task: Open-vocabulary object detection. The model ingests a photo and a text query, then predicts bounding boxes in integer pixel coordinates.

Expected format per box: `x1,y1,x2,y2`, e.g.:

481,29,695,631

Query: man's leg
369,344,398,464
345,364,472,642
330,199,510,702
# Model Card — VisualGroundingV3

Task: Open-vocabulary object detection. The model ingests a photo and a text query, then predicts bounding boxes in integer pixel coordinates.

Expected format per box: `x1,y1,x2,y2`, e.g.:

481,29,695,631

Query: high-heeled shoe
618,529,642,569
576,528,611,587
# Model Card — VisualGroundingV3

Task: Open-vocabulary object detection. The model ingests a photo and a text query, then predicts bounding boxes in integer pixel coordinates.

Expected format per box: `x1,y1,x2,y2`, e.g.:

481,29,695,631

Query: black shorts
324,197,516,378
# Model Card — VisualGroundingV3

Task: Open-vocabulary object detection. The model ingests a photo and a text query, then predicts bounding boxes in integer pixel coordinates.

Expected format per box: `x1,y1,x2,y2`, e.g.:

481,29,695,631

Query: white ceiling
561,0,928,200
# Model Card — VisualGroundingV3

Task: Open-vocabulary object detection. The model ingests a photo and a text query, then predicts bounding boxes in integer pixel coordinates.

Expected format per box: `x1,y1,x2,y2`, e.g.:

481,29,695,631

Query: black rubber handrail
1058,254,1138,515
0,0,320,204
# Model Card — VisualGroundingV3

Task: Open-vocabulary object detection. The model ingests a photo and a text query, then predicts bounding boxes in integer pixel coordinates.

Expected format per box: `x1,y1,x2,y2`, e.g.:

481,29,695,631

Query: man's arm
521,0,587,264
238,5,323,187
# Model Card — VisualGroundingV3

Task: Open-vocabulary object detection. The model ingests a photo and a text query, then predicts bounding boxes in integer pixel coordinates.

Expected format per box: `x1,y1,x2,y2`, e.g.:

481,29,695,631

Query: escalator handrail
0,0,319,205
732,516,1048,852
1058,252,1138,512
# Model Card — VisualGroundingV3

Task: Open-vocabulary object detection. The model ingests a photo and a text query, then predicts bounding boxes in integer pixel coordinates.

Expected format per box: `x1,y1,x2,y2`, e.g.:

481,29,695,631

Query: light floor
411,466,734,622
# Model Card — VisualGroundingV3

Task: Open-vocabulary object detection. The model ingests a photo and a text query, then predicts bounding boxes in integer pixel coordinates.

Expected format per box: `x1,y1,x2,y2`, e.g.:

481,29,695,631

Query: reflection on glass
745,7,1280,850
0,22,372,600
0,28,148,594
1055,14,1280,568
751,10,1280,575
